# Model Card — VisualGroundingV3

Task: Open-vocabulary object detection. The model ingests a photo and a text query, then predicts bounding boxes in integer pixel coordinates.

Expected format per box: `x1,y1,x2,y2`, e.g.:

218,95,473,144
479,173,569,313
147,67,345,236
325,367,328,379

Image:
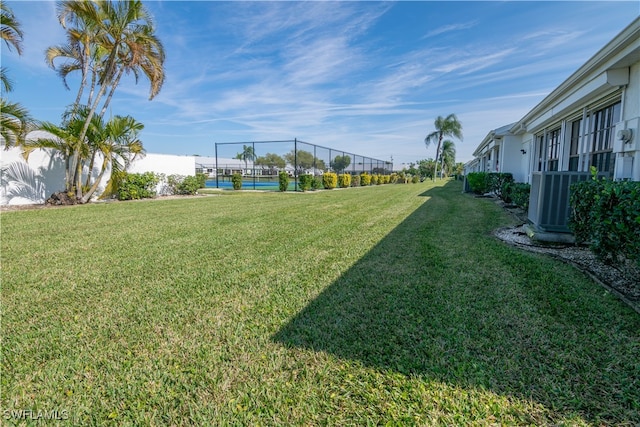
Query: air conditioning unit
528,172,597,233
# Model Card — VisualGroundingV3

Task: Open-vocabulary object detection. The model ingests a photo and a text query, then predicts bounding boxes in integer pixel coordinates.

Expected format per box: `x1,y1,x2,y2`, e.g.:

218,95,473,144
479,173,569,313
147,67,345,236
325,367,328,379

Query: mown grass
1,180,639,425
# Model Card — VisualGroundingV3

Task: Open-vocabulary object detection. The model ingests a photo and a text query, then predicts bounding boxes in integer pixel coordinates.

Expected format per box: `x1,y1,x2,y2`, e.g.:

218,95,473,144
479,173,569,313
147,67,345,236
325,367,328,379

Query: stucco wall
1,148,66,206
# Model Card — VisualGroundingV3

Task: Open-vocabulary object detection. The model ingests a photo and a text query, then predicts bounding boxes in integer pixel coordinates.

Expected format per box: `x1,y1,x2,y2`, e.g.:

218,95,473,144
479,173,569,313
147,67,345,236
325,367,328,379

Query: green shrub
466,172,489,194
117,172,159,200
166,174,202,195
360,173,371,186
351,174,361,187
278,171,290,192
322,172,337,189
231,173,242,190
178,175,201,195
370,175,378,185
411,175,420,184
570,179,640,266
488,173,513,199
311,177,323,190
299,174,313,191
338,173,351,188
196,172,207,189
509,182,531,210
389,173,398,184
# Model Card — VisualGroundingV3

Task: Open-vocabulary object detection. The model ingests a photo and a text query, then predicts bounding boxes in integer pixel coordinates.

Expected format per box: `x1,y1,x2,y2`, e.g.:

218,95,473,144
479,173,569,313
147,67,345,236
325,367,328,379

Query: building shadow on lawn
272,181,640,424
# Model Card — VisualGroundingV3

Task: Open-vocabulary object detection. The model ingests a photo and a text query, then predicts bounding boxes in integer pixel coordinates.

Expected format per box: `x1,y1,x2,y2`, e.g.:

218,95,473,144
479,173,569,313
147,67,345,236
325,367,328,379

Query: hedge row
466,172,530,210
293,173,407,191
570,179,640,266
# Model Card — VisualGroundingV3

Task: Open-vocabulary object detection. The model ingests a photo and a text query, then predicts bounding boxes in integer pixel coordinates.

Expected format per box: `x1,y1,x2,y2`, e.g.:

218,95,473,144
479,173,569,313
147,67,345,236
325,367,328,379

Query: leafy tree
330,154,351,173
424,114,462,180
47,0,165,200
417,158,436,180
405,162,418,177
255,152,285,169
1,2,31,149
284,149,326,171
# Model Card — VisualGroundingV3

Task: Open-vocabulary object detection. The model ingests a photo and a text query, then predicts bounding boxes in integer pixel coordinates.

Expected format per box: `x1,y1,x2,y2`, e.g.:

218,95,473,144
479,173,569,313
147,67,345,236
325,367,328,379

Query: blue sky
3,1,639,167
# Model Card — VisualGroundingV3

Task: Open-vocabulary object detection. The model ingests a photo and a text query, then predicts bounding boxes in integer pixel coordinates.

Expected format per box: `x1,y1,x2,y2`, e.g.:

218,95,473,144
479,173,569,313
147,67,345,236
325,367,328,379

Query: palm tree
49,0,165,200
1,2,31,149
440,140,456,178
424,114,463,180
81,114,145,203
236,145,256,171
1,2,24,54
1,99,31,149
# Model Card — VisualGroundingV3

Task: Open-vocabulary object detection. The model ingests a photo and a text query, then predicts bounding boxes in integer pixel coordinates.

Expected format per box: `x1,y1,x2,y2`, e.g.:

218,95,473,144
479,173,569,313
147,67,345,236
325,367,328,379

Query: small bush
370,175,379,185
278,171,290,192
231,173,242,190
299,174,313,191
338,173,351,188
509,182,531,210
166,174,202,195
196,172,207,189
360,173,371,186
389,173,398,184
351,174,361,187
488,173,513,199
323,172,337,189
411,175,420,184
570,179,640,266
117,172,159,200
312,177,323,190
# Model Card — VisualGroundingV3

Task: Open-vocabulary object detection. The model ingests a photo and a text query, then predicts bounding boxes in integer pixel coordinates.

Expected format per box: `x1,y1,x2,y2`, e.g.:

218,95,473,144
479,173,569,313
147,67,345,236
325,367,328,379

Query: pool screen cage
207,139,393,191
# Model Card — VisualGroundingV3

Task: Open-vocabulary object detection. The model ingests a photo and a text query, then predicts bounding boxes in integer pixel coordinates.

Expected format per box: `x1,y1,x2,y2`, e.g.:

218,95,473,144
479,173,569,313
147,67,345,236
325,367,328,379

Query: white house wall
467,19,640,187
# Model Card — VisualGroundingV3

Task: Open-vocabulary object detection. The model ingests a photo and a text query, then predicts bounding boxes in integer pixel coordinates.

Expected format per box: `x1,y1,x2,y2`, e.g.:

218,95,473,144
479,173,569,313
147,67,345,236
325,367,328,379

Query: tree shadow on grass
272,181,640,424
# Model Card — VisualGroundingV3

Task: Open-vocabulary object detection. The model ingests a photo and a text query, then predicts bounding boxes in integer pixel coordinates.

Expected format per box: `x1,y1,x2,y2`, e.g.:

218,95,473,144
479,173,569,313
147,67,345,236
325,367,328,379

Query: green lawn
2,180,639,425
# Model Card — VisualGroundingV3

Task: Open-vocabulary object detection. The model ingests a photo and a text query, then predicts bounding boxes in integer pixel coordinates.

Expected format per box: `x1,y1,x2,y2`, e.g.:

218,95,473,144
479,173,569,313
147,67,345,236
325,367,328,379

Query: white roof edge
511,16,640,133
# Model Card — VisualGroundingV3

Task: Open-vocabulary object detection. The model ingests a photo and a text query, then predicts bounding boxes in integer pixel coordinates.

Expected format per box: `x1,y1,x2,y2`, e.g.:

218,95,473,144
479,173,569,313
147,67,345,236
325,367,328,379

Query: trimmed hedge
351,174,361,187
231,173,242,190
502,181,531,210
466,172,489,194
338,173,351,188
299,174,313,191
323,172,337,189
570,179,640,266
278,171,289,192
360,173,371,186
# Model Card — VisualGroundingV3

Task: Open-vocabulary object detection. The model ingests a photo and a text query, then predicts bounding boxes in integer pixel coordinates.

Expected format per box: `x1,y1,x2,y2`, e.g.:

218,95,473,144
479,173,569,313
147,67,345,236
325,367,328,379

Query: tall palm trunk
99,67,124,117
73,80,110,199
433,134,442,181
81,154,109,203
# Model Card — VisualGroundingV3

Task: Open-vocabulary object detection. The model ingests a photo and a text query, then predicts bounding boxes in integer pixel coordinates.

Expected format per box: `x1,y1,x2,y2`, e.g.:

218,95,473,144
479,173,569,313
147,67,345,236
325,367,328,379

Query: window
536,135,544,171
588,102,621,174
568,119,581,171
546,128,561,171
